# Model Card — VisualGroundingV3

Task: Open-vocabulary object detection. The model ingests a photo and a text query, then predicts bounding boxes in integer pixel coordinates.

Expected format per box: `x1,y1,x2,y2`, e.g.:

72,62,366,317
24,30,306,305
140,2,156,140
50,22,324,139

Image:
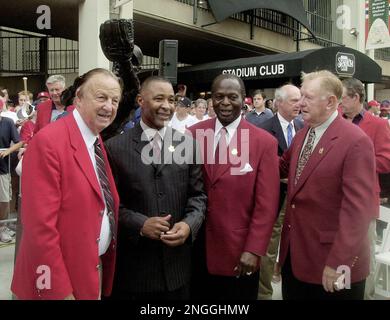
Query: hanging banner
365,0,390,49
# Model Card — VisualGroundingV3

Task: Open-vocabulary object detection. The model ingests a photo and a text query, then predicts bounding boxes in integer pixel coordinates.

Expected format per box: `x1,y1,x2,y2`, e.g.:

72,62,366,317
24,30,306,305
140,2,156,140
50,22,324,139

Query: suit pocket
319,230,337,243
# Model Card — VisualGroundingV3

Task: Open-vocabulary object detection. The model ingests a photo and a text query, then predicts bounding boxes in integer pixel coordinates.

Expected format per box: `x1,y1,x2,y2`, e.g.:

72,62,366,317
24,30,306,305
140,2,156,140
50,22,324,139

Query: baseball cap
244,97,253,105
367,100,380,107
37,91,50,99
177,97,192,108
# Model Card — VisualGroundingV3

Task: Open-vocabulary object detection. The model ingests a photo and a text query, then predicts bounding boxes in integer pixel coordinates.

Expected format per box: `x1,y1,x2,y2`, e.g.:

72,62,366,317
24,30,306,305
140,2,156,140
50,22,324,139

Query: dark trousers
190,230,259,300
282,251,366,300
107,284,190,301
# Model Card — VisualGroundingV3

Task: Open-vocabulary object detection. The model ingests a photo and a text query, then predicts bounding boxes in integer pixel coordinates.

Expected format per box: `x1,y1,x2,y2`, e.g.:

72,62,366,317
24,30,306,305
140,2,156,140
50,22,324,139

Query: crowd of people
0,68,390,301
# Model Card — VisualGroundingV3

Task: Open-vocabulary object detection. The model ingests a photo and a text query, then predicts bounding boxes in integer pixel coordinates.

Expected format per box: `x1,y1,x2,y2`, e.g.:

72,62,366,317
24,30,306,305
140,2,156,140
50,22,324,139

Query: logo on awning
336,52,355,76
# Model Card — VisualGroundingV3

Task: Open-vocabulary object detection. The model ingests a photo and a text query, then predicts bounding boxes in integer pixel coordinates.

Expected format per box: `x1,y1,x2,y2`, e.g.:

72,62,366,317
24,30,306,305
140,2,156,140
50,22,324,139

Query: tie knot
94,138,100,148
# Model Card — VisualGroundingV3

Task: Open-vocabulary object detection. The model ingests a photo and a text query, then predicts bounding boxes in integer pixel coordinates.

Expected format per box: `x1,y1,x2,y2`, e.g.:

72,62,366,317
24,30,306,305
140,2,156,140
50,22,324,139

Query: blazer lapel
290,119,341,199
65,115,102,199
272,116,288,151
132,123,158,170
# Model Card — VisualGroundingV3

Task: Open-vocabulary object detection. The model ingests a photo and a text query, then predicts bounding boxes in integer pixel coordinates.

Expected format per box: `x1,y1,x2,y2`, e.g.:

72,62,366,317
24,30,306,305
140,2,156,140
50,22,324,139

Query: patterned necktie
215,127,228,164
294,128,316,185
287,123,293,147
94,139,116,240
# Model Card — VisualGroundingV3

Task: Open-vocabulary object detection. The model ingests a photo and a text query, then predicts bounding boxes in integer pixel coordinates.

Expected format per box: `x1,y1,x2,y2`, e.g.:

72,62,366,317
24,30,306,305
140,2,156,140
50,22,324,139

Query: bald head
274,84,301,122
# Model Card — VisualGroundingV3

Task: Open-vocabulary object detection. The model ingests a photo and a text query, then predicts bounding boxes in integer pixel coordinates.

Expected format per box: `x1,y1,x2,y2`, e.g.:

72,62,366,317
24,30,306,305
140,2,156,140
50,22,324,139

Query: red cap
367,100,380,107
37,91,50,99
244,97,253,105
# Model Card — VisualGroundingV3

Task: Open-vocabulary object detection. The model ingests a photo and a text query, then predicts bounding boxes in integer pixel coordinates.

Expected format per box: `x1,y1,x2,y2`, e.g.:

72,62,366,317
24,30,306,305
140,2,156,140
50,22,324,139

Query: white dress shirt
277,113,296,146
73,109,111,256
300,110,338,157
140,119,167,149
214,115,242,154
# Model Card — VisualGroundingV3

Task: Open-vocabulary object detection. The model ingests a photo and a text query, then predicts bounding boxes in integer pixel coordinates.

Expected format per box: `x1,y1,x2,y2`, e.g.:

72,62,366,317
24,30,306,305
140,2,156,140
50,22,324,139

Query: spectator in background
0,115,23,243
206,98,216,118
193,99,209,124
245,90,273,127
34,91,50,106
265,99,275,113
169,96,197,133
34,75,75,134
341,78,390,300
367,100,381,117
380,100,390,122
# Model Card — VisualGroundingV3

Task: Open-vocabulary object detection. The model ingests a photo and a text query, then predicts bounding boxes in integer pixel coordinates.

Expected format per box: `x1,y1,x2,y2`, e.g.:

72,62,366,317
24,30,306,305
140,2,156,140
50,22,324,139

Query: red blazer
20,120,35,144
12,113,119,300
189,118,280,276
34,100,75,134
358,111,390,174
279,116,377,284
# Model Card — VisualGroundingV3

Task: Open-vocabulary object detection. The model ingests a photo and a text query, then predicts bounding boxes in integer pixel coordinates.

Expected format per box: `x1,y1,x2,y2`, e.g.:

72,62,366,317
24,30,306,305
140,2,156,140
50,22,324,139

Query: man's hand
322,265,343,293
64,294,75,300
0,149,10,158
141,215,171,240
160,222,191,247
234,252,260,277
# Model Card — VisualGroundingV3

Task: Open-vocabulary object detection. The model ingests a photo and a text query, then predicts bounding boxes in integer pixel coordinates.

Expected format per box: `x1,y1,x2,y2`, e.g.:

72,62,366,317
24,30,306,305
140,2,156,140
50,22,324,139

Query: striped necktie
287,123,293,147
294,128,316,185
94,138,116,240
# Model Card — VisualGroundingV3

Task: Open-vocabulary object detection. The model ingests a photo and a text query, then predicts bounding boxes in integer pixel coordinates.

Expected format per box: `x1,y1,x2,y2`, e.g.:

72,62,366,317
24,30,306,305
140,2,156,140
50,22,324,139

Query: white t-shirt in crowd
168,113,197,133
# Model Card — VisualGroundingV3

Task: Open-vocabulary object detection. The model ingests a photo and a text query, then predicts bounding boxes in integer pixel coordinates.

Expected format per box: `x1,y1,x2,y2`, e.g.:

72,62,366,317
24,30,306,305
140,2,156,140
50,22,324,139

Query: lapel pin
168,145,175,152
319,147,324,154
231,148,238,156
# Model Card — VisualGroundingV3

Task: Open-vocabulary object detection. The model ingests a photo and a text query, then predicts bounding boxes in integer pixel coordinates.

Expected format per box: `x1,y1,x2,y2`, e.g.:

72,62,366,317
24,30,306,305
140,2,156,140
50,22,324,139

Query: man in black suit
105,76,207,300
258,84,303,299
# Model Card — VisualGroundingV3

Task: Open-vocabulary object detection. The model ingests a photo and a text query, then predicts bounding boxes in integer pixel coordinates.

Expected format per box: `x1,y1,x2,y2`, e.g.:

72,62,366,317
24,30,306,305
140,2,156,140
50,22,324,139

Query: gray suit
105,123,206,295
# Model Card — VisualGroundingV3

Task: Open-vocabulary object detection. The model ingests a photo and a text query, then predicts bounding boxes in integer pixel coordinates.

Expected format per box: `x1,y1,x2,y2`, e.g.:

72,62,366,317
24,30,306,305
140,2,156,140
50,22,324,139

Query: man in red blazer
341,78,390,299
34,74,74,134
11,68,121,300
189,74,280,300
279,70,377,300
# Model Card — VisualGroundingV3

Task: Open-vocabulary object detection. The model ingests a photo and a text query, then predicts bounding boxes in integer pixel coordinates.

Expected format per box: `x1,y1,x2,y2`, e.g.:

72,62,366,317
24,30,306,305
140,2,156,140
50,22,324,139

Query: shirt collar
215,115,242,139
277,112,293,128
73,109,98,149
140,119,167,141
312,110,338,135
342,108,365,125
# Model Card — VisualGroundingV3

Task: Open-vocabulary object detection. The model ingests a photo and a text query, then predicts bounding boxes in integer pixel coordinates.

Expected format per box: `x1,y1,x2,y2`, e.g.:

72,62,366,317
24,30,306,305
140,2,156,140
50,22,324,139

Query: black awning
178,46,382,86
207,0,315,37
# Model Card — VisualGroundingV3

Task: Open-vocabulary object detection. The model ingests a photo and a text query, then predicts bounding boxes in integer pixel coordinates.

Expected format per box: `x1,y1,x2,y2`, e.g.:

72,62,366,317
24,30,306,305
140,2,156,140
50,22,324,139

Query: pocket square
239,163,253,173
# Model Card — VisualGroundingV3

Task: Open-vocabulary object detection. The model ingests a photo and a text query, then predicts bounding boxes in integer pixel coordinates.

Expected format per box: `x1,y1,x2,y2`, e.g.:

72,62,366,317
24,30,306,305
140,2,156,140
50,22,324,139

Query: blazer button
288,224,291,229
96,237,100,243
291,204,296,209
158,192,164,198
100,210,104,216
96,264,101,270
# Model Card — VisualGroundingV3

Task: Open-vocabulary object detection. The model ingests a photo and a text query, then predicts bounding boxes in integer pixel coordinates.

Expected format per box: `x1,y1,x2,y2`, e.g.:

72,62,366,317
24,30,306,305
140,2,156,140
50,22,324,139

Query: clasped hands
141,215,190,247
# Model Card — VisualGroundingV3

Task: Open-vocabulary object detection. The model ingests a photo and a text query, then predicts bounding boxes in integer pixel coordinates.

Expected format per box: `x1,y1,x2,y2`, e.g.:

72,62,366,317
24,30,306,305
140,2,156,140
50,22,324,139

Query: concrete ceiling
133,13,275,65
0,1,276,64
0,0,81,40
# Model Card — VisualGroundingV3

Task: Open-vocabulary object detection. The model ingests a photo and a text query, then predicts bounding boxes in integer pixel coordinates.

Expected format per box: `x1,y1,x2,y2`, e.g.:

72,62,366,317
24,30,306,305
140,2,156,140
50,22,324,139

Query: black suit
105,123,207,299
259,115,304,211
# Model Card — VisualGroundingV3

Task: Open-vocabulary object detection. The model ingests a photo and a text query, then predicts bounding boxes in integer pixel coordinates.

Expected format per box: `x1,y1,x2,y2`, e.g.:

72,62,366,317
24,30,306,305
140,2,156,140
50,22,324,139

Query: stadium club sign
222,64,286,79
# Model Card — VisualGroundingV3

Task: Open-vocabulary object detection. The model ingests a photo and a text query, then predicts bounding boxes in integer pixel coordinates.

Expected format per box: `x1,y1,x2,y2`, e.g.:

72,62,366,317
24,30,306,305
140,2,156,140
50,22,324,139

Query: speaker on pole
159,40,178,85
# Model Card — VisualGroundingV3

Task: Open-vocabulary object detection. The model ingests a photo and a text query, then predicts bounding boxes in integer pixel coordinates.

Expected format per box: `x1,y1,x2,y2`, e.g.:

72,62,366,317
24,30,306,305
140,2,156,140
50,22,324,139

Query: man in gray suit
105,76,207,300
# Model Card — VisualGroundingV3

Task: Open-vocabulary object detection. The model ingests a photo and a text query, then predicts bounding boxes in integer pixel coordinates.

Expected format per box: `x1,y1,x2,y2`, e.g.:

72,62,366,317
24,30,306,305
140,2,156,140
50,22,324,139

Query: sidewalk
0,242,14,300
